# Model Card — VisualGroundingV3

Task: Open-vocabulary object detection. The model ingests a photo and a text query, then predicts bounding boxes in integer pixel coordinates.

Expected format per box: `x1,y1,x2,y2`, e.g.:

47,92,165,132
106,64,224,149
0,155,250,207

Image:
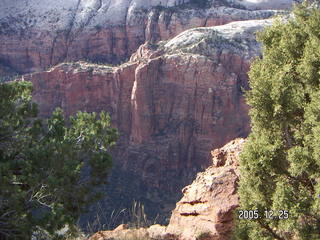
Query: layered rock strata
20,19,271,226
0,0,285,75
88,138,246,240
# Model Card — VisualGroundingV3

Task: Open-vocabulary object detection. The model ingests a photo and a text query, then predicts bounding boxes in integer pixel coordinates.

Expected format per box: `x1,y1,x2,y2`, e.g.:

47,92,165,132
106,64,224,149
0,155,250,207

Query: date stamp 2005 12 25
237,210,289,220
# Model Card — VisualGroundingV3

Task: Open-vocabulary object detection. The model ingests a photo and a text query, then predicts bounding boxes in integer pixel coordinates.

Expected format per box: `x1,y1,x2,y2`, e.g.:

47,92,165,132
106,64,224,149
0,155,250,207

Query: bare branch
257,219,286,240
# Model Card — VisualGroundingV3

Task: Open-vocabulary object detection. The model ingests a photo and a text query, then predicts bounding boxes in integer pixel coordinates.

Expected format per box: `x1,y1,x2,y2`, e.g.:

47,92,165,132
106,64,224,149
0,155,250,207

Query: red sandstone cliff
0,0,282,76
19,19,270,225
88,138,245,240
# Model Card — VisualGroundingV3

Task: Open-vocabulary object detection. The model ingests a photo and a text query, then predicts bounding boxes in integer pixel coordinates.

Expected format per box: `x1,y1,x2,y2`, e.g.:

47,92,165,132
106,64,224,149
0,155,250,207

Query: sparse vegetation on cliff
234,2,320,240
0,81,118,239
86,200,158,235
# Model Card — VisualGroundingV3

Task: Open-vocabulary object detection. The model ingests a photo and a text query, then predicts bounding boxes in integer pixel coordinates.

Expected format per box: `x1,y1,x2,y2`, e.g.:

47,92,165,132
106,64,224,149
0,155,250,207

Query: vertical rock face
0,0,282,76
20,19,270,225
25,62,138,136
88,138,246,240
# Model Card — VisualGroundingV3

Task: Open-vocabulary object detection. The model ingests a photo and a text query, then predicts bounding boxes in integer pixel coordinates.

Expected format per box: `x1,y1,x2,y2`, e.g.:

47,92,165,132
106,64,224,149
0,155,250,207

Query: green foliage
234,3,320,240
196,231,213,240
0,81,118,239
94,24,102,32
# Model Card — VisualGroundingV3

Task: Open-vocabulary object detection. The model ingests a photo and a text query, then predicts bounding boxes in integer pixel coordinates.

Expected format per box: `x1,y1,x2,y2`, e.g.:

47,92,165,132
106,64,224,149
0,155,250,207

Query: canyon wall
0,0,284,76
0,0,297,232
20,18,271,227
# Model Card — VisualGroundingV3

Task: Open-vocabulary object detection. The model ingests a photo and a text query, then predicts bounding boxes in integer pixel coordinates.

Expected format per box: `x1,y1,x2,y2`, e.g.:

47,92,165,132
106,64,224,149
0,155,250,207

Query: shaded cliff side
19,19,271,227
0,0,285,76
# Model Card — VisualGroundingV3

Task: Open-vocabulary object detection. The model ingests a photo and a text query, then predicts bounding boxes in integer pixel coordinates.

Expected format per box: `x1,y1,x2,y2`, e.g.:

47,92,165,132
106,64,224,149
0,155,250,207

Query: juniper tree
234,3,320,240
0,81,118,239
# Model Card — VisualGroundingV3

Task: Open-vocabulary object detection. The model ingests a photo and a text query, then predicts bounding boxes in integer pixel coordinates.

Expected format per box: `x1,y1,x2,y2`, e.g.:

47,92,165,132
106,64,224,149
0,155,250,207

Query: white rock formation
164,18,273,58
0,0,191,30
0,0,293,30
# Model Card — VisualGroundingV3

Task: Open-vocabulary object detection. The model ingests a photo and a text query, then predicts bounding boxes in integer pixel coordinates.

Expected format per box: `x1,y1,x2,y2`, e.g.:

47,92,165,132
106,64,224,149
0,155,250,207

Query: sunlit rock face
166,138,246,240
0,0,285,76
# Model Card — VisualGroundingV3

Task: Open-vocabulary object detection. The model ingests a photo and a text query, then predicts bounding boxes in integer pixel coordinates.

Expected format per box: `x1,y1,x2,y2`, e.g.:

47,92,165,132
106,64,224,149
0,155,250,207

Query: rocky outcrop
0,0,285,76
88,138,246,240
20,19,270,226
165,138,245,240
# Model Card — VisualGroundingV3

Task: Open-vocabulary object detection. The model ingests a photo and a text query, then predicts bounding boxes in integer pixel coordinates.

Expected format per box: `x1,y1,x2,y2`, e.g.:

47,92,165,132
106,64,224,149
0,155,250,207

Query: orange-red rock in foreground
166,138,245,240
88,138,245,240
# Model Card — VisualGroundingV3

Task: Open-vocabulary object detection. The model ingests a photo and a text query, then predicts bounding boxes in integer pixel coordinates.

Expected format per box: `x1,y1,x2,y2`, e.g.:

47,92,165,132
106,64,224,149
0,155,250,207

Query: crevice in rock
203,15,209,27
64,0,82,58
180,211,200,216
181,199,207,205
97,0,102,12
124,0,134,60
49,35,58,65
